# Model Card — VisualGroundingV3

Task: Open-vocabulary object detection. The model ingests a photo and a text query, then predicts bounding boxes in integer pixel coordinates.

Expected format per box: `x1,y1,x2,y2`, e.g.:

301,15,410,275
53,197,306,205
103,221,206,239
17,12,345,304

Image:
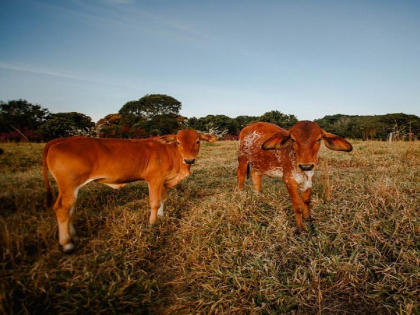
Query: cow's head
262,121,352,171
156,129,217,165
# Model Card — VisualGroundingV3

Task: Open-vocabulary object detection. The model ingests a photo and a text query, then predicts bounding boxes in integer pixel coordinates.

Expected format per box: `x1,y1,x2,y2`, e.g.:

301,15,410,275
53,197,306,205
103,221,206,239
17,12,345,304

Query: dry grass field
1,139,419,314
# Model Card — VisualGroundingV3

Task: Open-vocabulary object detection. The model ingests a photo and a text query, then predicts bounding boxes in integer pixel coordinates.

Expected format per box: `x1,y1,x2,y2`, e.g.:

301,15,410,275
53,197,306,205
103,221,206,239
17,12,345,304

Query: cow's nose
184,158,195,165
299,164,314,171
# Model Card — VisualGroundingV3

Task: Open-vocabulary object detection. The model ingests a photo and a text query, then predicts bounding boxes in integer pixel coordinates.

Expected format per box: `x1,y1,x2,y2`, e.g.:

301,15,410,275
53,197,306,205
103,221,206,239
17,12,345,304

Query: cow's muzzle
184,158,196,165
298,163,314,171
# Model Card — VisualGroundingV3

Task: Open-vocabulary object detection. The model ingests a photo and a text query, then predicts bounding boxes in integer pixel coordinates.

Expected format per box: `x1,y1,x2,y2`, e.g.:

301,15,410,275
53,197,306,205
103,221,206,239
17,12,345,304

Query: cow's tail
246,163,250,179
43,141,55,208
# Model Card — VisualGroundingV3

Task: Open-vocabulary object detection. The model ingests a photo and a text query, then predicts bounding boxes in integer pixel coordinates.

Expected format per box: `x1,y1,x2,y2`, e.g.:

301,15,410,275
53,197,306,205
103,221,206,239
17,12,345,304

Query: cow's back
238,122,294,177
46,137,161,183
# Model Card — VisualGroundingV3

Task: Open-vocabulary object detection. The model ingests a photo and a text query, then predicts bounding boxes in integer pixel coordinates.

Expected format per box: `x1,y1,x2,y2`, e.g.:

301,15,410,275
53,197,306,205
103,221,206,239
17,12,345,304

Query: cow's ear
322,131,353,152
155,134,177,144
261,131,292,150
199,134,218,143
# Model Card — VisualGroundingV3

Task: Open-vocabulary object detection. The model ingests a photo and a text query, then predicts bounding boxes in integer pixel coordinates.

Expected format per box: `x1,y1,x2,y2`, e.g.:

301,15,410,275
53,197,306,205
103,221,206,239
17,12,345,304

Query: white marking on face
292,169,314,191
302,170,314,191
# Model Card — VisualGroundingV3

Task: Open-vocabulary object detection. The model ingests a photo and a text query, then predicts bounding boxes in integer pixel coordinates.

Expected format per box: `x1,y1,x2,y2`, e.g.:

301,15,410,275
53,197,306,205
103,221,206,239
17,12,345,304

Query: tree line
1,95,419,142
315,113,420,141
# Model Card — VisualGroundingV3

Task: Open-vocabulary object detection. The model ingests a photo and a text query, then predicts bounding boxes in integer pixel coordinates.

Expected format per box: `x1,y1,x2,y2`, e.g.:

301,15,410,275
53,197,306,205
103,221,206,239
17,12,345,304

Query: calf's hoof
293,227,307,235
61,242,76,254
303,216,312,222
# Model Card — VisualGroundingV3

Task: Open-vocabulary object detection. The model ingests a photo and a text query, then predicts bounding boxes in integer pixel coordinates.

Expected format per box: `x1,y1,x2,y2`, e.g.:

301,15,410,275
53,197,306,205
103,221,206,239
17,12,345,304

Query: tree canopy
119,94,182,123
315,113,420,140
38,112,95,141
258,110,298,129
0,100,50,141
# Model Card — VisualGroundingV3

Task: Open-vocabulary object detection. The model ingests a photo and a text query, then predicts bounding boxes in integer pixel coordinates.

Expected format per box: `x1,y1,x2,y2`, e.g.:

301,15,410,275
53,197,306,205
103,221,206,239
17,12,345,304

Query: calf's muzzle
184,158,196,165
298,163,315,171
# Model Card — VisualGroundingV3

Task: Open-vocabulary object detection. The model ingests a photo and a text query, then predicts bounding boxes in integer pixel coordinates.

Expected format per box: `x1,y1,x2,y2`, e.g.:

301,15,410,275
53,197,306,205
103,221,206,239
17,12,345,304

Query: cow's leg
285,180,306,231
250,171,262,193
158,187,168,217
68,205,80,243
237,155,248,190
148,180,164,224
53,190,77,253
302,188,312,220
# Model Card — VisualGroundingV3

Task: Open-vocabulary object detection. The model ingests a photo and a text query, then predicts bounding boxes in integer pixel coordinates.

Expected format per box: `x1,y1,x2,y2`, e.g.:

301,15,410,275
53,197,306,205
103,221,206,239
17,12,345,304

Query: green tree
258,110,297,129
51,112,94,130
234,115,258,130
119,94,182,125
0,99,49,140
118,94,182,138
187,115,238,135
39,112,95,141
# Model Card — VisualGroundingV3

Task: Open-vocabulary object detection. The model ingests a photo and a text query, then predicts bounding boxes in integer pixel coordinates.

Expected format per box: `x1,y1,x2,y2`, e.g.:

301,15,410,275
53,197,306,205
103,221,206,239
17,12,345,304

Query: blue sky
1,0,419,122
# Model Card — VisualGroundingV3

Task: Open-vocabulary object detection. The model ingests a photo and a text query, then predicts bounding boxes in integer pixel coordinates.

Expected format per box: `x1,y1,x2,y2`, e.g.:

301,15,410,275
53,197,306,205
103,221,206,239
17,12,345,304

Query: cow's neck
178,162,191,178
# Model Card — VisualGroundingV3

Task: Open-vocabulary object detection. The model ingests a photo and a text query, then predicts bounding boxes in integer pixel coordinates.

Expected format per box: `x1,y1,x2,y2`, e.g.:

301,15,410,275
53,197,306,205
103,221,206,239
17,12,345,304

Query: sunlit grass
1,140,419,314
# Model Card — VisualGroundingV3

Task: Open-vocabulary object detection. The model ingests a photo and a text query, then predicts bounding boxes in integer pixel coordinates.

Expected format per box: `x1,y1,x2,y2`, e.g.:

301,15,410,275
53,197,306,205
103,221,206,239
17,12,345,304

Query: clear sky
1,0,419,122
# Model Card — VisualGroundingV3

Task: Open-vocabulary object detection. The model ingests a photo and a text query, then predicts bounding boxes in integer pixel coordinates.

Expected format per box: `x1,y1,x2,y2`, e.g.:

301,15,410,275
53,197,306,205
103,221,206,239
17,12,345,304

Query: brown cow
237,121,352,231
43,130,217,253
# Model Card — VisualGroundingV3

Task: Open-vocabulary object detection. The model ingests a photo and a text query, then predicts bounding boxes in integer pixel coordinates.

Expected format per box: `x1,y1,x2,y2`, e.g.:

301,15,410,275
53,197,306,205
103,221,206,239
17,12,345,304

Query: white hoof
62,243,75,253
157,203,164,216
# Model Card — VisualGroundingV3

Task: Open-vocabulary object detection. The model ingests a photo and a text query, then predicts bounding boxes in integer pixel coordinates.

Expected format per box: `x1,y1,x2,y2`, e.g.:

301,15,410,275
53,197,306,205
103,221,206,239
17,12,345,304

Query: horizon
1,0,420,122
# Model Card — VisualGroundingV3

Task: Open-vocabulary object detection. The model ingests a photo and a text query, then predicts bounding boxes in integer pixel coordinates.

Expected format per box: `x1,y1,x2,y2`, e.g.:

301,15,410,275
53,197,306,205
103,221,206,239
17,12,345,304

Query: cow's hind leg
53,190,78,253
250,171,262,193
237,155,248,190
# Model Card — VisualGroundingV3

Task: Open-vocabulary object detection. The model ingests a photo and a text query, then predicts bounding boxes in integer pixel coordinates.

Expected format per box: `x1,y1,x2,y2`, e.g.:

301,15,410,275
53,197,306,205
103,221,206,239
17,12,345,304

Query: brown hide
43,129,217,252
237,121,352,230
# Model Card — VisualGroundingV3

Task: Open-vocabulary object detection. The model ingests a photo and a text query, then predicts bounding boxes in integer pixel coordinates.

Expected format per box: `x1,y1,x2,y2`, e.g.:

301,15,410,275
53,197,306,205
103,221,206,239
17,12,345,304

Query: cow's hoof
294,227,306,235
61,243,76,254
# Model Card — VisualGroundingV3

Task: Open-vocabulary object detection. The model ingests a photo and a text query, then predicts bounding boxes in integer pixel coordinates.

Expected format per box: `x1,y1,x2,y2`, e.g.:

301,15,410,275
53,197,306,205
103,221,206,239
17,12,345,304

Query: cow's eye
317,138,322,142
176,141,181,145
196,140,200,145
291,138,296,143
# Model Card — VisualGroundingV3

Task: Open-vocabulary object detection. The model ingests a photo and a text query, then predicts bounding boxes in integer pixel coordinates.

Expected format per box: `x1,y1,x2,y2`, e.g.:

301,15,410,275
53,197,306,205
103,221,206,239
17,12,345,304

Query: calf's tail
246,163,250,179
43,141,55,208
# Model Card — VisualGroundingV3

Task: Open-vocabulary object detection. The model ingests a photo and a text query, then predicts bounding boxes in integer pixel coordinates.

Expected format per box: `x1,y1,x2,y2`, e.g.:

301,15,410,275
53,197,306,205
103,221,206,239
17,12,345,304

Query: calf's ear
262,131,292,150
155,134,177,144
199,134,218,143
322,131,353,152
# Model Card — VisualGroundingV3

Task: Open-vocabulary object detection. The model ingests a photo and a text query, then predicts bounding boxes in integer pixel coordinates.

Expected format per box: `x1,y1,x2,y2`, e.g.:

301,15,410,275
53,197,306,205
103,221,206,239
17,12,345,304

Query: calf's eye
196,140,200,145
176,141,181,145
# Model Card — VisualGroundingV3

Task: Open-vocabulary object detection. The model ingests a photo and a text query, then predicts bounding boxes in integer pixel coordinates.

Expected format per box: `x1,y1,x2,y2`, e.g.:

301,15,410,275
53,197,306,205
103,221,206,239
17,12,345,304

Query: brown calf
43,130,217,252
237,121,352,231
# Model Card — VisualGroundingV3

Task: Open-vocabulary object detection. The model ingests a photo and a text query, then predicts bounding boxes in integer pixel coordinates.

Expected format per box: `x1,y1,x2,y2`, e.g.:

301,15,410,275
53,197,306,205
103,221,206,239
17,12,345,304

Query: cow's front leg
158,187,168,217
302,188,312,221
285,180,306,231
147,180,164,224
